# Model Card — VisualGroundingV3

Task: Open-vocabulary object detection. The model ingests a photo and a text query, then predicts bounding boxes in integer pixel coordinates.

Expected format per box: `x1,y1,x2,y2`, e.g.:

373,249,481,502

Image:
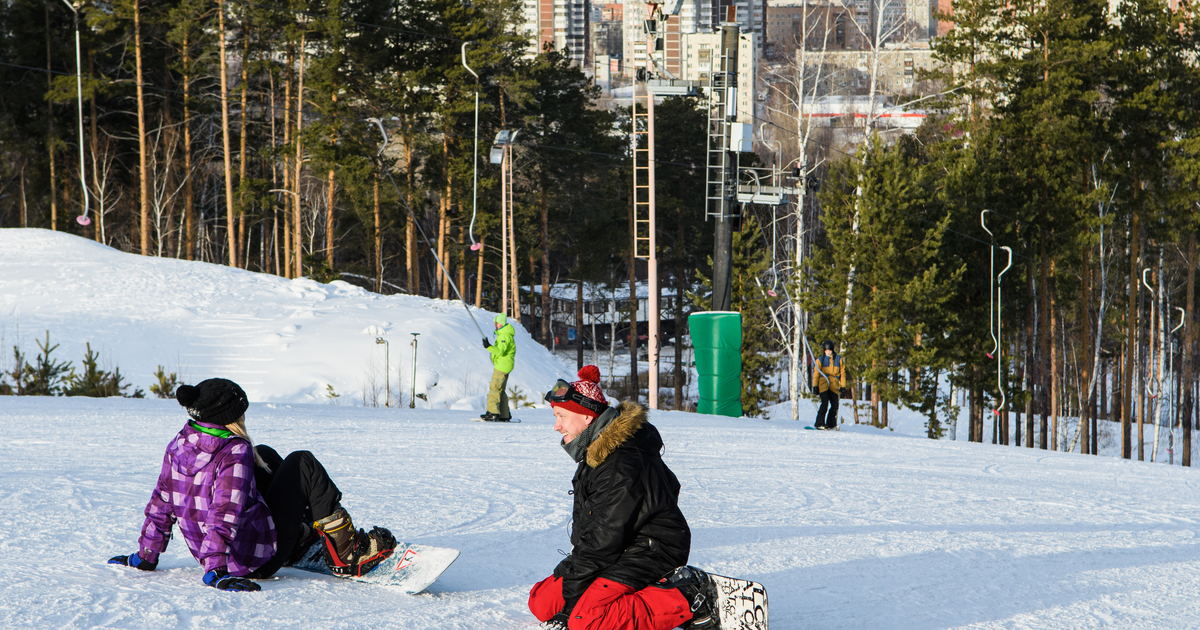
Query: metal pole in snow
409,333,420,409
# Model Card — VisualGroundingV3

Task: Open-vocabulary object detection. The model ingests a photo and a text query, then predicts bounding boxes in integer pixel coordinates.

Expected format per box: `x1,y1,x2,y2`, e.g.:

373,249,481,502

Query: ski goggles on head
544,379,607,414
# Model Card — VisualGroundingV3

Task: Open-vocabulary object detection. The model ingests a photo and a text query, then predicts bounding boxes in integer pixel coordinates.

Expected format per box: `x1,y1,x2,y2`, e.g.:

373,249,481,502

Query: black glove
203,568,261,592
482,337,491,349
812,385,820,395
542,612,570,630
108,551,157,571
839,387,850,398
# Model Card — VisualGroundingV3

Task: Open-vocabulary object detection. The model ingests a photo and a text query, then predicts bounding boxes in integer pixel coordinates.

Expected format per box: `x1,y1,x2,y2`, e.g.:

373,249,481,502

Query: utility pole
633,11,659,408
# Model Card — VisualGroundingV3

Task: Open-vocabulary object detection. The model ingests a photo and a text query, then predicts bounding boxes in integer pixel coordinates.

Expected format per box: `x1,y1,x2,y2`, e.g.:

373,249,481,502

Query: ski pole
365,118,488,340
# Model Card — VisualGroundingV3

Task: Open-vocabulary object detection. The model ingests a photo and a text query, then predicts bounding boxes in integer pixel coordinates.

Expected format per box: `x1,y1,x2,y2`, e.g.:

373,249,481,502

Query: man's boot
312,507,397,577
654,565,717,630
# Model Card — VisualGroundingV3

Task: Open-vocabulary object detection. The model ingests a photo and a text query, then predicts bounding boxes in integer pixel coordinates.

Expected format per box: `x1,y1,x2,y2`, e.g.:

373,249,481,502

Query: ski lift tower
634,1,699,410
706,8,788,312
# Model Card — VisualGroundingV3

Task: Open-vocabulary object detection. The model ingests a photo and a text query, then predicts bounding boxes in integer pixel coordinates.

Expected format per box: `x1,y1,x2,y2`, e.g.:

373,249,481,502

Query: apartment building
523,0,591,65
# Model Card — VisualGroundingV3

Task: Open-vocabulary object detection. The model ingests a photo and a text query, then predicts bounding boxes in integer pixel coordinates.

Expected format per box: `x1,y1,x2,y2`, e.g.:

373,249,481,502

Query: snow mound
0,228,570,407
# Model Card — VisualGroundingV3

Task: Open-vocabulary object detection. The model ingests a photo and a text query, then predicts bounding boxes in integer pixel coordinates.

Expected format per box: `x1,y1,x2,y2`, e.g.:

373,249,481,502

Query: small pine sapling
0,346,22,395
63,343,143,398
150,366,181,398
23,332,73,396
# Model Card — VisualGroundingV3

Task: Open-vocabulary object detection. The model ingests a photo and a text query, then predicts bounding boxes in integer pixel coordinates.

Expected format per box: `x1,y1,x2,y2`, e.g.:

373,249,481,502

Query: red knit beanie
551,365,608,418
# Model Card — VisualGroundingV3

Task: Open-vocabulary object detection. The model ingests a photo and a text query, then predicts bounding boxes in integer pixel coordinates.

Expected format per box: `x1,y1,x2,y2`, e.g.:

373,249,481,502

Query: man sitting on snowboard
529,366,715,630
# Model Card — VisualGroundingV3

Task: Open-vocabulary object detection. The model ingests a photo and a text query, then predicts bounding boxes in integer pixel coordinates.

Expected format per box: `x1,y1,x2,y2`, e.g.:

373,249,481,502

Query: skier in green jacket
481,313,516,421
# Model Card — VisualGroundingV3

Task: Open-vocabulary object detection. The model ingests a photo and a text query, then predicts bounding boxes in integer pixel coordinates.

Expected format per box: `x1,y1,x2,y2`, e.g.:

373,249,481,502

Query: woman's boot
312,507,397,577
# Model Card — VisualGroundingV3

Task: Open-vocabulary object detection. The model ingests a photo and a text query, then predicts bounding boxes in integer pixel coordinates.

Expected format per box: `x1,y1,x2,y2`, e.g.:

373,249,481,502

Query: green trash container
688,311,742,417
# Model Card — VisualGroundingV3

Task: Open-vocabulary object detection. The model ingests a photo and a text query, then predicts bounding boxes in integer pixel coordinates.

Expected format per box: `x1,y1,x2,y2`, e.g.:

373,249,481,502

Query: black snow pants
815,390,840,428
246,446,343,579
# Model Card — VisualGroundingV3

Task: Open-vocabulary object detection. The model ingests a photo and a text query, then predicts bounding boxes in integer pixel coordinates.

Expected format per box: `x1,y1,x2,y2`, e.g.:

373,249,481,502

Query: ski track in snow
3,398,1200,629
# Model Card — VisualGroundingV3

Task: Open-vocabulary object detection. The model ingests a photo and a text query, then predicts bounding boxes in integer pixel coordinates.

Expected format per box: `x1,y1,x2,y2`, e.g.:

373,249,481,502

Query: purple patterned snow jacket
136,422,277,575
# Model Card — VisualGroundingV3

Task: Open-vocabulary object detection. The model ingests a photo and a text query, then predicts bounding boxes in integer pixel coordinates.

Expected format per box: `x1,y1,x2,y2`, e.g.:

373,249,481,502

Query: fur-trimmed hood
586,401,648,468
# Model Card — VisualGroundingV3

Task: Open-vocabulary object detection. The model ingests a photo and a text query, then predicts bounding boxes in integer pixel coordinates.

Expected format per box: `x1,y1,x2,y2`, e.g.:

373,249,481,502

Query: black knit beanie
175,378,249,426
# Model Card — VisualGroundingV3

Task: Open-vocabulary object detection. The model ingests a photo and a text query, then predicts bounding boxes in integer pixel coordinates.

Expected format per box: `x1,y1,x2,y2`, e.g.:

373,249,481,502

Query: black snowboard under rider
815,390,839,428
245,446,343,579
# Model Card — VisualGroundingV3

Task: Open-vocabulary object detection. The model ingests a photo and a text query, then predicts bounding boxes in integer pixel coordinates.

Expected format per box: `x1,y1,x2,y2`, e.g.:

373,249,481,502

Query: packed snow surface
4,229,1200,629
5,398,1200,629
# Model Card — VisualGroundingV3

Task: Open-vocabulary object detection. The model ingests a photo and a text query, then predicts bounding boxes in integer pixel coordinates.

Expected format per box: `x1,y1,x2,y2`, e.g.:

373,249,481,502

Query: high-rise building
523,0,591,65
624,0,764,78
678,31,760,122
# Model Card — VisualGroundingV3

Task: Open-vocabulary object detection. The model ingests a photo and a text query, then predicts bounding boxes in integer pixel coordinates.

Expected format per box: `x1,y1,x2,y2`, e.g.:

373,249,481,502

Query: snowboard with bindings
471,416,521,423
707,572,769,630
291,540,459,593
804,425,838,431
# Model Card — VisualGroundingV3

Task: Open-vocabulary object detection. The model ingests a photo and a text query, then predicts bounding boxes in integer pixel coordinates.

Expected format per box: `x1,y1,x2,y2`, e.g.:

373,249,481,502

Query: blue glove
203,568,261,592
108,552,157,571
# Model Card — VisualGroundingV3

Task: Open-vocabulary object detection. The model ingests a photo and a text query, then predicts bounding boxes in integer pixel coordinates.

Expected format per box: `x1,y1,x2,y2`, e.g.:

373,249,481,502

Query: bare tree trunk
437,132,449,299
1039,241,1050,449
46,5,58,233
182,32,195,260
268,63,278,274
404,129,417,293
541,188,551,346
217,0,237,266
1081,245,1092,453
326,92,338,268
458,229,467,303
238,22,251,268
509,157,519,324
675,267,684,410
1026,261,1035,447
1049,261,1059,451
89,52,102,244
1123,212,1140,458
135,1,150,253
293,31,306,279
374,175,381,292
327,167,336,267
1183,232,1196,467
282,46,293,278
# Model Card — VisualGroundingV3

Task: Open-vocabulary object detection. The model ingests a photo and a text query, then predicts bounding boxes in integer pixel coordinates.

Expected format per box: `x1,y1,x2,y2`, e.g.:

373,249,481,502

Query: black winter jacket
553,402,691,609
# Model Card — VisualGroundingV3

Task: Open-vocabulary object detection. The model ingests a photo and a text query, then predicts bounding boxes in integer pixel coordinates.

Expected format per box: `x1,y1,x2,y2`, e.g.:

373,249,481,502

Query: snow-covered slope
5,228,1200,630
4,397,1200,629
0,229,570,406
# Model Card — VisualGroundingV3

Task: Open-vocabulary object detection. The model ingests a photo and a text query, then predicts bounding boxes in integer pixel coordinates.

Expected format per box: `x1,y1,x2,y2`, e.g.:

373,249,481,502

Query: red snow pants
528,575,694,630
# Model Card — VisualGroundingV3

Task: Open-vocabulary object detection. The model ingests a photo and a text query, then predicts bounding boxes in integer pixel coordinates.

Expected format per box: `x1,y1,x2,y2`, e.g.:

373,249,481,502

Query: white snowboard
709,573,769,630
291,540,459,594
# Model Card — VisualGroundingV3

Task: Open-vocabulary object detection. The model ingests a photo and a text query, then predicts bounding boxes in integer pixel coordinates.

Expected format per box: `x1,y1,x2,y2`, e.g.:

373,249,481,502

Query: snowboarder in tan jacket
811,340,847,430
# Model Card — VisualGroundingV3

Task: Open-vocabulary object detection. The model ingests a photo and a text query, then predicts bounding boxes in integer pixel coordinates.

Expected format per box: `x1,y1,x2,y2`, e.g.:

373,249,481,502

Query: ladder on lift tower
632,82,653,258
705,54,735,221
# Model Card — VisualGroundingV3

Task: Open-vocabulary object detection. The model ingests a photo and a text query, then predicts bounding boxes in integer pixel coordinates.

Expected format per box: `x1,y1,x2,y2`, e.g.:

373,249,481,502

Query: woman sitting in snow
108,378,396,591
